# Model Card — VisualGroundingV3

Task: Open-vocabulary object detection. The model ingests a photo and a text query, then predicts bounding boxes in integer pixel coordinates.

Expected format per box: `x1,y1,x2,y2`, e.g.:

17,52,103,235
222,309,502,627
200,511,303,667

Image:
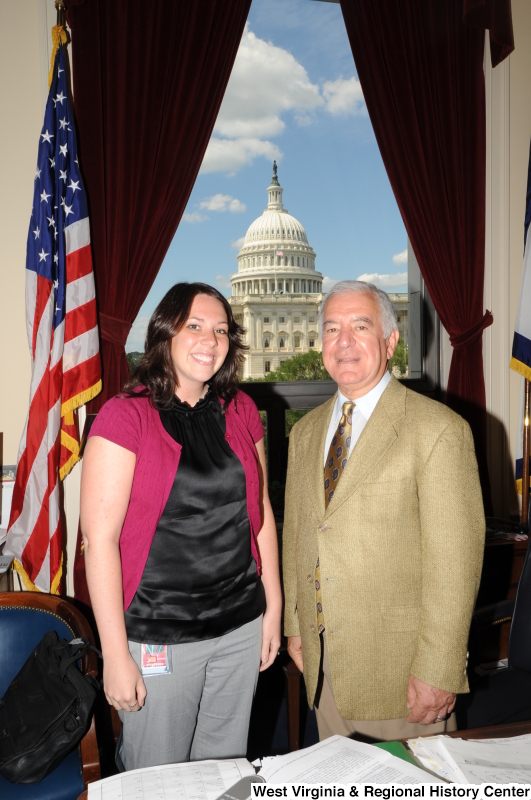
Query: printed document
259,735,440,784
408,733,531,784
87,758,255,800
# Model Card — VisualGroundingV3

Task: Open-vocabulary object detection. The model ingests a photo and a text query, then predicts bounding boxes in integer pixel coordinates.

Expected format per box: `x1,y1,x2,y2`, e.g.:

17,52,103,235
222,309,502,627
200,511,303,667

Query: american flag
276,249,284,257
5,44,101,593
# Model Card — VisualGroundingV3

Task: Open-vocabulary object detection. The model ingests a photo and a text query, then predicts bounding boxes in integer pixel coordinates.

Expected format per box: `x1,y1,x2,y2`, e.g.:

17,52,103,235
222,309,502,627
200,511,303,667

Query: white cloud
322,276,340,293
201,26,322,174
231,236,246,251
356,272,408,290
201,137,281,175
199,194,246,213
126,315,149,352
214,28,323,140
183,211,208,224
392,249,408,265
215,274,233,289
323,76,365,116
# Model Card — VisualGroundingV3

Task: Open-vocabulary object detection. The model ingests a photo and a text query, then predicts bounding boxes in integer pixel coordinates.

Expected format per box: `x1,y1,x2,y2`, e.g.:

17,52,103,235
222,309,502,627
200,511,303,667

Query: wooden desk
446,719,531,740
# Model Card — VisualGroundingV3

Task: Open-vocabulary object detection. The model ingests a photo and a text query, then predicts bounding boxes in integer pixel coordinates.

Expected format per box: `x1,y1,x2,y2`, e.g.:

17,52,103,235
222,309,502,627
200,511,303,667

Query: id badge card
140,644,172,676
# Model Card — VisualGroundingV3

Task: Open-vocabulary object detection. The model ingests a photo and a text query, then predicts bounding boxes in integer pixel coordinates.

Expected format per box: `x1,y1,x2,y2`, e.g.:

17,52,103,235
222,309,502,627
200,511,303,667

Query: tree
388,337,408,377
126,351,143,374
251,350,330,382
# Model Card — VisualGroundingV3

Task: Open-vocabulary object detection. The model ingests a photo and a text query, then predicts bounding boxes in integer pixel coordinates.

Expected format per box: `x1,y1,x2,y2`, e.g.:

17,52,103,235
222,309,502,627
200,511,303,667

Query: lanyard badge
140,644,172,676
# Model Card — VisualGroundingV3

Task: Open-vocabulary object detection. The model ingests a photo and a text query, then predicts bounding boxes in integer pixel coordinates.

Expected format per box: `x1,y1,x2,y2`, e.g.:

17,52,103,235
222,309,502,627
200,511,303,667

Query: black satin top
124,388,265,644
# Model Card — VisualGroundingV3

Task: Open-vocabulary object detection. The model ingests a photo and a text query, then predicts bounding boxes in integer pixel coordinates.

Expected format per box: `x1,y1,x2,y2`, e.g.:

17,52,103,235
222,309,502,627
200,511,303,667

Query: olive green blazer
282,376,485,720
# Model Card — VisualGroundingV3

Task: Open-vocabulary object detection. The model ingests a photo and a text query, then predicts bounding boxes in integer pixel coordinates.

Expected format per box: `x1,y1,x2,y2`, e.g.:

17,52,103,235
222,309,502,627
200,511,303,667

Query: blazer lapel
298,395,336,520
324,377,406,517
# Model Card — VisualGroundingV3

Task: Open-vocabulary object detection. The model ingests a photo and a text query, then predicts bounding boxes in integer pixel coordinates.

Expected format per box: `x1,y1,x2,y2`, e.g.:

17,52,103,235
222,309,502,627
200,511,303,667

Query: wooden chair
0,592,101,799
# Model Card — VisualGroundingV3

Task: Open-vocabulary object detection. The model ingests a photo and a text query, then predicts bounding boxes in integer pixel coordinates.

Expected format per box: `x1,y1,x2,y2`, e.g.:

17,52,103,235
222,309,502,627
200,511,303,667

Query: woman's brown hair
123,282,246,410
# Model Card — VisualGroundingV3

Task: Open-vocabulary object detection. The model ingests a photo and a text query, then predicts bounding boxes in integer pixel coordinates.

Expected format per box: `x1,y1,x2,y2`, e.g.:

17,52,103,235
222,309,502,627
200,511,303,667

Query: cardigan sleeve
88,396,143,455
236,391,264,443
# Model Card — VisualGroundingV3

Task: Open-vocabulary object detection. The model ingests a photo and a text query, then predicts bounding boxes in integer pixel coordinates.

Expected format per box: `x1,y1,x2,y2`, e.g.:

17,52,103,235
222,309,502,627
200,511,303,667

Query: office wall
0,2,41,468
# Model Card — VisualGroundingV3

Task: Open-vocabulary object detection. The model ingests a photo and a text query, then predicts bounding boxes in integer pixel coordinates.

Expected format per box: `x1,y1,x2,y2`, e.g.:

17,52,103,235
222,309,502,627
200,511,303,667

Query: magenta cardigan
88,390,264,610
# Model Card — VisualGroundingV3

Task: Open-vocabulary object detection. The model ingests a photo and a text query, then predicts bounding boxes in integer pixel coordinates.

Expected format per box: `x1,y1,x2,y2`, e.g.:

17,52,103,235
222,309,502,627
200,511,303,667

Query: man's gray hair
319,280,399,338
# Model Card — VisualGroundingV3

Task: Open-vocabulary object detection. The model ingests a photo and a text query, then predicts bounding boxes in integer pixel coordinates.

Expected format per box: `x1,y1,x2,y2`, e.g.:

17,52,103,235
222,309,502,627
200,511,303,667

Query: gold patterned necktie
315,400,355,634
324,400,355,508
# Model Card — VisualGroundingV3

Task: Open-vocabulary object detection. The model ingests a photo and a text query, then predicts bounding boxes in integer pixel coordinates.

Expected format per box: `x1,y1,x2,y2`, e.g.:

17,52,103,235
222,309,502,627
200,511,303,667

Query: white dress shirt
323,370,391,466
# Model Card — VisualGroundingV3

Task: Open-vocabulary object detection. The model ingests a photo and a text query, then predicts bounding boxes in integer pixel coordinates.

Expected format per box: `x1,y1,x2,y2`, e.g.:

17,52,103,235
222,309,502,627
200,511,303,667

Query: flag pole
55,0,65,26
523,378,531,527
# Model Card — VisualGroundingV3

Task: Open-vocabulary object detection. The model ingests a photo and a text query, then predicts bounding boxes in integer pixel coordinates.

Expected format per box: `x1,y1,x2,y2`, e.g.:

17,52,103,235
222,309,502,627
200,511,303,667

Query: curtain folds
340,0,513,505
67,0,252,411
463,0,514,67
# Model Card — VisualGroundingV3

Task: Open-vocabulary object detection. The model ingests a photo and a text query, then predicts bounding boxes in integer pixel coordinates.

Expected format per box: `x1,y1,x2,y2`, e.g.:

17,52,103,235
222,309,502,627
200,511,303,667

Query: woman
80,283,282,770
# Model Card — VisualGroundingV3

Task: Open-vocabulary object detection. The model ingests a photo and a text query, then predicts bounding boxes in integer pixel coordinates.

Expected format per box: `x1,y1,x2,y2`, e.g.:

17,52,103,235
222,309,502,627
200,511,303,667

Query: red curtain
463,0,514,67
340,0,513,504
67,0,251,412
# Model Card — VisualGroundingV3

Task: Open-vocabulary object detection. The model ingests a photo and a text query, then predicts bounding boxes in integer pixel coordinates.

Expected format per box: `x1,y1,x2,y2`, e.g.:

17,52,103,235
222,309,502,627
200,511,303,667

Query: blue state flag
511,139,531,492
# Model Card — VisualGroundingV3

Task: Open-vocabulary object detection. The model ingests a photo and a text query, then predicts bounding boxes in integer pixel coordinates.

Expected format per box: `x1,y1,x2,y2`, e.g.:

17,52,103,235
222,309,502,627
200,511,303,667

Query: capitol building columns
229,163,324,379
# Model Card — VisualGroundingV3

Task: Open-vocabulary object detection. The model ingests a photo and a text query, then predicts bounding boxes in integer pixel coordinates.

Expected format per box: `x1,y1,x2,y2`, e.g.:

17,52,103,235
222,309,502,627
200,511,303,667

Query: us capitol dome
229,163,324,379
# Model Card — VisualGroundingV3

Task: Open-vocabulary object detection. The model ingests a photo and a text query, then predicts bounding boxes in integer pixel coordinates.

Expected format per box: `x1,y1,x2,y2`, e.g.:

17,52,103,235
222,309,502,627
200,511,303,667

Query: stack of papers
259,735,440,784
87,737,439,799
88,758,256,799
408,733,531,783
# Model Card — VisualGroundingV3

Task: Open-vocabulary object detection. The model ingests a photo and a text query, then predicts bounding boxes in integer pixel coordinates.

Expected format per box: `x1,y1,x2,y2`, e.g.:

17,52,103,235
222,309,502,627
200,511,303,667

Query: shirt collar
337,370,391,422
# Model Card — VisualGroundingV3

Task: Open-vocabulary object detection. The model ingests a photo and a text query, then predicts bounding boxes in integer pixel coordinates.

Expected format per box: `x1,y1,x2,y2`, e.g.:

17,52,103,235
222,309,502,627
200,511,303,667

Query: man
283,280,485,741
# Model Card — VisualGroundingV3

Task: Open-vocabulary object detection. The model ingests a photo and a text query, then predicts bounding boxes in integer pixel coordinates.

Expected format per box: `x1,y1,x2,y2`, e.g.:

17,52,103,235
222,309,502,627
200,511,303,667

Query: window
264,361,271,373
294,335,301,347
279,337,285,348
146,6,436,398
264,338,270,348
279,316,285,323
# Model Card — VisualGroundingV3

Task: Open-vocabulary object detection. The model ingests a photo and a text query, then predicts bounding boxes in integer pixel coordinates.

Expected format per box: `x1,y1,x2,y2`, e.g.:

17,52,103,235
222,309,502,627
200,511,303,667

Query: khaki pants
315,634,457,742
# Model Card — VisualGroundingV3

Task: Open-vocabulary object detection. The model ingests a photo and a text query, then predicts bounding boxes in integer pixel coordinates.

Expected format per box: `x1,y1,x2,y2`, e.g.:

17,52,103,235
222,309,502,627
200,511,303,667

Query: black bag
0,631,99,784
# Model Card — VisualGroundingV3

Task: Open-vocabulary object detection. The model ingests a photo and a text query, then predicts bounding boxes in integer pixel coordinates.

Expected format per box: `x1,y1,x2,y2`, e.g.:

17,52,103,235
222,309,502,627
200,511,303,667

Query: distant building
229,164,324,379
388,292,408,344
228,164,408,379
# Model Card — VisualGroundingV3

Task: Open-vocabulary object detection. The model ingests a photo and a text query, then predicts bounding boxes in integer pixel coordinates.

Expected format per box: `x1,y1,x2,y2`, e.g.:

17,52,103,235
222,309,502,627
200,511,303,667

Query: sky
126,0,407,351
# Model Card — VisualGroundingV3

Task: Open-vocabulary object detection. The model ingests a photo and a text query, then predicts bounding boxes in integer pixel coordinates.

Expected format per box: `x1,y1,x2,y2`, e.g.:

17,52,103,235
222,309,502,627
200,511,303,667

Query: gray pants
120,616,262,770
